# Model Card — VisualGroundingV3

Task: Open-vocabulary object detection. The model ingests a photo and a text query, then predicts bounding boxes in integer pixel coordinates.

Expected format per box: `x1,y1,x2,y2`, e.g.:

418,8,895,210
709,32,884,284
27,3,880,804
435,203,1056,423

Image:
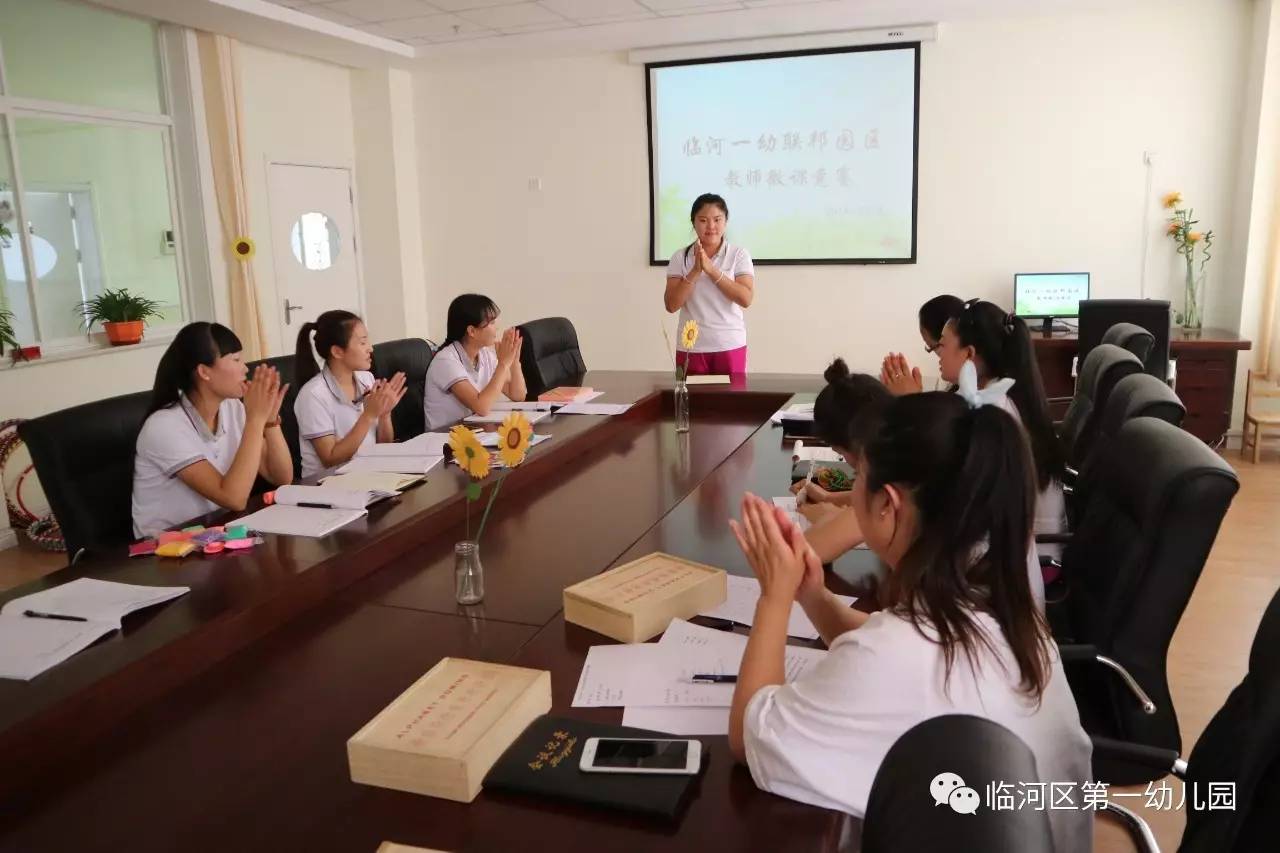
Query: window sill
0,331,178,372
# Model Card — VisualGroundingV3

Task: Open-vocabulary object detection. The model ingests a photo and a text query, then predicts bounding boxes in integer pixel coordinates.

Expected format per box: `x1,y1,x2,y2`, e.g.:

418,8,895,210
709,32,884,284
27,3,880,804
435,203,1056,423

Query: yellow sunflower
1161,191,1183,209
680,319,699,350
448,425,491,479
496,412,533,469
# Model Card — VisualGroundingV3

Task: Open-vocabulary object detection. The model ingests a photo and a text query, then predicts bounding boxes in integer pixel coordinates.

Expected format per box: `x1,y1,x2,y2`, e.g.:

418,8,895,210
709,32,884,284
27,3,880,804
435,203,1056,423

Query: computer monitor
1014,272,1090,332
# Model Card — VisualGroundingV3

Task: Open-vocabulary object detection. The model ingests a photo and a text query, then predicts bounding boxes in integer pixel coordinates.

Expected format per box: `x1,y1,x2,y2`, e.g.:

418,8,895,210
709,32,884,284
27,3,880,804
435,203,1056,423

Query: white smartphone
578,737,701,775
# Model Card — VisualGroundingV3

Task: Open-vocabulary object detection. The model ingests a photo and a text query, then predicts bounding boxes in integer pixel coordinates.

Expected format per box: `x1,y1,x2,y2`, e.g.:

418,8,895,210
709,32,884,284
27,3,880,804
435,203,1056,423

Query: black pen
24,610,87,622
297,502,335,509
690,674,738,684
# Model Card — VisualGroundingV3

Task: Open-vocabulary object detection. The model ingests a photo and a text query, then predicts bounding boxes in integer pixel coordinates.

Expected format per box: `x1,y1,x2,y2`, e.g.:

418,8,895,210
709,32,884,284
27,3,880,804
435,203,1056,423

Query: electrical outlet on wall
161,229,175,255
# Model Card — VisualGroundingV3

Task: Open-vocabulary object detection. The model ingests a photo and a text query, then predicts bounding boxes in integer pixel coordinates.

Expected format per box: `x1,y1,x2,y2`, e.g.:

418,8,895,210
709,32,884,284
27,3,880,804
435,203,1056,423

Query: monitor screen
1014,273,1090,319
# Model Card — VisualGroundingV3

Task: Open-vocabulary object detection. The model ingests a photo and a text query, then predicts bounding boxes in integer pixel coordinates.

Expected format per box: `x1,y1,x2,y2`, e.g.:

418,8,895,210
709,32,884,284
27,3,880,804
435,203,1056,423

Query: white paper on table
337,455,443,476
320,471,424,493
792,445,843,464
232,504,366,538
555,402,632,416
474,432,551,449
659,619,827,684
0,616,117,681
572,644,736,707
488,401,555,412
700,575,856,641
272,485,390,510
464,410,550,426
770,403,815,425
684,374,731,385
0,578,189,628
622,706,729,736
770,496,812,534
366,433,449,457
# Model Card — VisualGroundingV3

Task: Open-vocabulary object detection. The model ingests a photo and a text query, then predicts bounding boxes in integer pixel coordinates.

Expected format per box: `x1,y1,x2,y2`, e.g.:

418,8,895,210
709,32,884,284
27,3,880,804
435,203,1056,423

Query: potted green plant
0,306,18,360
76,288,163,346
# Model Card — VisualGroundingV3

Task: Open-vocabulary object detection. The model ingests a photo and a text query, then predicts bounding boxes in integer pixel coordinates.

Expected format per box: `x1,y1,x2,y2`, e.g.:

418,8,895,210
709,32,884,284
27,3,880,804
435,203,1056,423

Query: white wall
415,0,1254,380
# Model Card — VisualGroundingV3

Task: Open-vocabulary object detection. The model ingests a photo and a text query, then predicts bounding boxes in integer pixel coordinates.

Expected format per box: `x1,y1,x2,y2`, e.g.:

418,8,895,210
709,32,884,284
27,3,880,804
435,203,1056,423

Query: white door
266,164,361,347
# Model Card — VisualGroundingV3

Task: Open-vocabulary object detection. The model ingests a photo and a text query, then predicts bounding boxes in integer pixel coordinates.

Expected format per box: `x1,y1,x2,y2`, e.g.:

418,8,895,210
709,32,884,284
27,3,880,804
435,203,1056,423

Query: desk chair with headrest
371,338,436,441
1057,343,1144,472
19,390,152,563
1079,299,1172,382
1102,322,1155,365
248,353,301,484
516,317,586,400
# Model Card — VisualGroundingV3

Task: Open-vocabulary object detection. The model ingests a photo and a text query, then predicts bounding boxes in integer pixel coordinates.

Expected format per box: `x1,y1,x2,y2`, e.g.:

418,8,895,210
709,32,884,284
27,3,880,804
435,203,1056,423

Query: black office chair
517,317,586,400
18,390,151,562
371,337,435,440
1057,343,1143,472
1064,373,1186,528
1079,299,1172,381
1053,418,1238,785
1091,582,1280,853
861,715,1055,853
1102,322,1155,366
248,353,301,484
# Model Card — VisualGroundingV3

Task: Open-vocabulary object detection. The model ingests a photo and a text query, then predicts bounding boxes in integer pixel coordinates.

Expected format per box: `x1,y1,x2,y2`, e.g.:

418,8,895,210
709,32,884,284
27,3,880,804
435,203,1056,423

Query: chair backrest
1180,582,1280,853
1058,343,1143,468
516,317,586,401
1101,322,1155,365
371,337,435,441
1062,418,1238,780
1069,374,1186,528
1245,370,1280,418
862,715,1054,853
18,390,152,559
247,353,301,483
1078,299,1171,380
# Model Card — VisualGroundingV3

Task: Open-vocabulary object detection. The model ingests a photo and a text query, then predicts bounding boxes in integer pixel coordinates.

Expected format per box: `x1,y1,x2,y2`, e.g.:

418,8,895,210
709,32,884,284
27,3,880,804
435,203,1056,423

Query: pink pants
677,346,747,376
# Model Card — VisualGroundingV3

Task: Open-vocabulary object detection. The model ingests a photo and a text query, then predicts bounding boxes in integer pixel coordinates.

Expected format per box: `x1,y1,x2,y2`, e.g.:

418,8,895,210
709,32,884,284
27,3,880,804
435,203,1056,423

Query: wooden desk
0,371,869,853
1031,328,1252,445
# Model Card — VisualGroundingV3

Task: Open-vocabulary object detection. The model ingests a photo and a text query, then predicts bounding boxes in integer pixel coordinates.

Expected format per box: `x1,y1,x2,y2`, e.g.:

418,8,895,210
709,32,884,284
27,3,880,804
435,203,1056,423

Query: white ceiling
264,0,896,46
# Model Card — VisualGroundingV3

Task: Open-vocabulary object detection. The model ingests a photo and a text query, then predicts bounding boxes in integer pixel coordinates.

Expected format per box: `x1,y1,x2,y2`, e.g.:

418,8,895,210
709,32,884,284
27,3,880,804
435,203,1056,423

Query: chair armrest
1035,532,1073,545
1090,735,1185,778
1057,644,1157,715
1100,802,1162,853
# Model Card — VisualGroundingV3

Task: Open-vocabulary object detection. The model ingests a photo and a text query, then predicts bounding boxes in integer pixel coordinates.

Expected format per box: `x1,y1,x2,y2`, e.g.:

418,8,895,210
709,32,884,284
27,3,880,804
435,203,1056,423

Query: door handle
284,299,304,325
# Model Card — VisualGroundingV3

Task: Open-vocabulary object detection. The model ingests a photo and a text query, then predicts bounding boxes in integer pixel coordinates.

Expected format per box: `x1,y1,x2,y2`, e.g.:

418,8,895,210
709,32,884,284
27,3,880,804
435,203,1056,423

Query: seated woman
424,294,526,431
880,293,964,395
727,391,1092,853
293,310,406,480
132,322,293,539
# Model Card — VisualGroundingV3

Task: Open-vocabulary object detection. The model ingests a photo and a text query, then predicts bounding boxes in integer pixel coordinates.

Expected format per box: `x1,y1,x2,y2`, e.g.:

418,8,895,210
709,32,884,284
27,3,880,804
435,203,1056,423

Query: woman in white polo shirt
424,294,526,431
727,390,1091,853
132,322,294,538
293,310,407,480
663,193,756,375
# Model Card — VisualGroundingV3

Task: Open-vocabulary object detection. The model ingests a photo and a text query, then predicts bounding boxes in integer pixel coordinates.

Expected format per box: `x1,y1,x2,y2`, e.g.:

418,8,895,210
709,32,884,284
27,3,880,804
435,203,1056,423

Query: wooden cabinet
1032,328,1252,446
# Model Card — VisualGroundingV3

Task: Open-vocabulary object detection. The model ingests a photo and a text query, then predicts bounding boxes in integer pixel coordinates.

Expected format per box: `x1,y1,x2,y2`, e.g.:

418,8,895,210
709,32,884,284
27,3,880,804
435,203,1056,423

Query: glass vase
674,380,690,433
1182,256,1204,331
454,540,484,605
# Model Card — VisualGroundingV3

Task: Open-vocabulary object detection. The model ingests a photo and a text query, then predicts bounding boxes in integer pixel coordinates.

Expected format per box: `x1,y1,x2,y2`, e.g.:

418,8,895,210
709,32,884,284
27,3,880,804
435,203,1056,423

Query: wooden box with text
563,552,727,643
347,658,551,803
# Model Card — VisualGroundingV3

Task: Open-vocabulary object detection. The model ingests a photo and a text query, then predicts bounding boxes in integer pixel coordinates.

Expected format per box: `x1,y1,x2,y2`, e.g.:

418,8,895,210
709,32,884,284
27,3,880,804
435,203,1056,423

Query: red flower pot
104,320,145,346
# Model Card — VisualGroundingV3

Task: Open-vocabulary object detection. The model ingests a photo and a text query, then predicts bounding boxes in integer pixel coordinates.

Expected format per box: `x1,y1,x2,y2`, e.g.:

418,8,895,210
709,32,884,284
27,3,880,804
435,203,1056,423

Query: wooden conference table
0,371,884,853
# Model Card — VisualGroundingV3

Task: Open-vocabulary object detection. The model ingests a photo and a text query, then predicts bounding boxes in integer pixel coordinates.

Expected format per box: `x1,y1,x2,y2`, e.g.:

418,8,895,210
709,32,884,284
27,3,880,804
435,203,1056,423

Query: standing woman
132,322,293,538
664,193,756,376
293,310,407,480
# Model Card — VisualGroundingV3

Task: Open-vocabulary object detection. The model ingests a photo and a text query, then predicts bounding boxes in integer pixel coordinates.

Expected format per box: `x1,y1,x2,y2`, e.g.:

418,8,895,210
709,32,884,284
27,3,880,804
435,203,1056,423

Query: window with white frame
0,0,187,353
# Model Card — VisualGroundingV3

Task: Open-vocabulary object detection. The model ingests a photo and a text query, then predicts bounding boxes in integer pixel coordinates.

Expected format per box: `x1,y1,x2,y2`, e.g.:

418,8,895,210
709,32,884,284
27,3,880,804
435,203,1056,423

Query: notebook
0,579,190,680
538,387,598,404
232,504,367,537
271,484,395,510
683,375,731,386
484,715,702,820
321,471,425,493
464,410,551,426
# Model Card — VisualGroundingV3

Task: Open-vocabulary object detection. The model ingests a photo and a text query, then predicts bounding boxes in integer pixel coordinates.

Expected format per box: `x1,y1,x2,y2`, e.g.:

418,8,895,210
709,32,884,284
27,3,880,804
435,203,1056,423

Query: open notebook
0,579,189,681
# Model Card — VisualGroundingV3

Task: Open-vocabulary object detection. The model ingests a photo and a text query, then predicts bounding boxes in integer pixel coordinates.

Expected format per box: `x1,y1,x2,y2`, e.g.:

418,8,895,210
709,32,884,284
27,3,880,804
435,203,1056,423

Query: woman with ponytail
293,310,406,479
132,322,293,538
936,299,1068,549
727,389,1091,853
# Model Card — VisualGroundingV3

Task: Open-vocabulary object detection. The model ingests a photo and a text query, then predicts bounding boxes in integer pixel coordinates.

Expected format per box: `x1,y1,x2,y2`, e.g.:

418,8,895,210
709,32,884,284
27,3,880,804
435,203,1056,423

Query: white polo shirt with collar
294,366,377,480
666,241,754,353
132,394,248,539
424,342,501,431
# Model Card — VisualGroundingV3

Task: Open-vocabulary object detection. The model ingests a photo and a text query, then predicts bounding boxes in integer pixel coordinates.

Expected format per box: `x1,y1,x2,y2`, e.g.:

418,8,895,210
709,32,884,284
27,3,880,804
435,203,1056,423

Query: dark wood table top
1030,326,1252,351
0,370,866,852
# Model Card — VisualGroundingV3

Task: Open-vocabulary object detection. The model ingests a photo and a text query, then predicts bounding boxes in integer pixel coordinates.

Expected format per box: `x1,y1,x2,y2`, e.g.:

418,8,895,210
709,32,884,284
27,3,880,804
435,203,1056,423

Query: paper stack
571,618,826,735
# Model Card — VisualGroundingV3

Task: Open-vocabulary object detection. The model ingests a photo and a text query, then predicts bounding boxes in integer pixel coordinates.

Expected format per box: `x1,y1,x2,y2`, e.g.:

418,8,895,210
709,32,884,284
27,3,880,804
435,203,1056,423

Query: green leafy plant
75,288,163,330
0,306,18,356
